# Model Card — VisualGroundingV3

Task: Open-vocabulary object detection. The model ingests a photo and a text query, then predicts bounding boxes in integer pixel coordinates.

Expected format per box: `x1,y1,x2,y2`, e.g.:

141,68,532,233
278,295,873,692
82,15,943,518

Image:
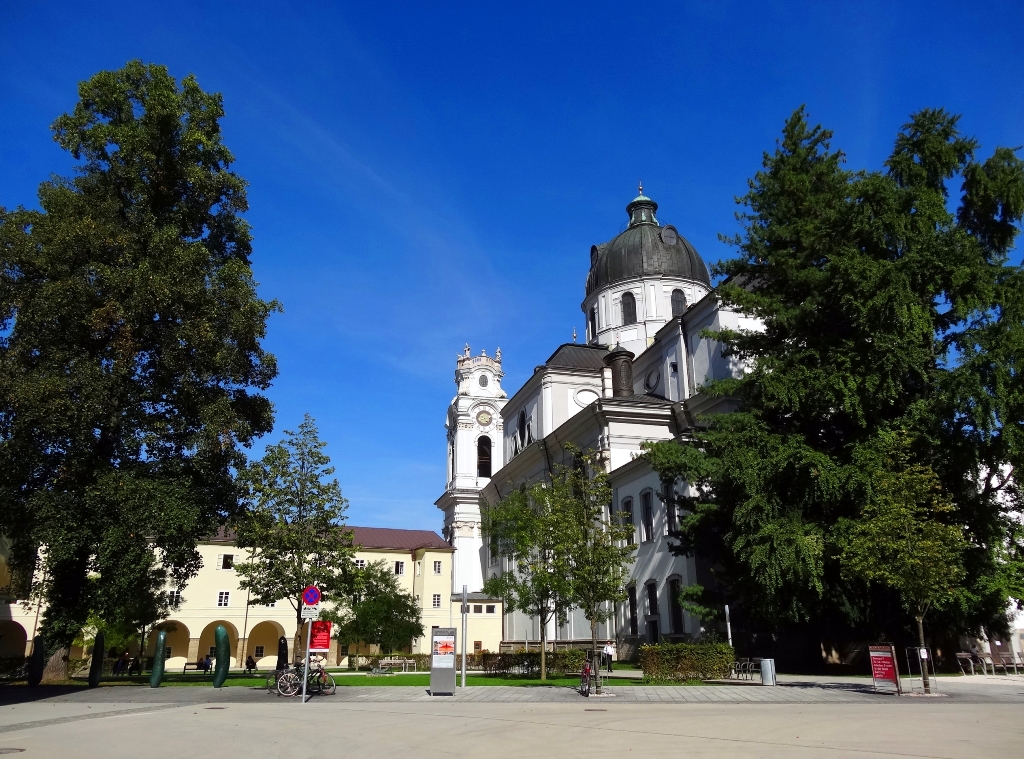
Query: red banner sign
309,620,332,652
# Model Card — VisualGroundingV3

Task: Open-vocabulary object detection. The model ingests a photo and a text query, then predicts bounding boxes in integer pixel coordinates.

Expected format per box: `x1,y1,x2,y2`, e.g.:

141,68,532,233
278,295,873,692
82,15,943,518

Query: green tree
327,560,424,656
558,447,634,681
0,61,278,656
234,415,355,657
841,431,966,693
482,481,574,680
644,106,1024,650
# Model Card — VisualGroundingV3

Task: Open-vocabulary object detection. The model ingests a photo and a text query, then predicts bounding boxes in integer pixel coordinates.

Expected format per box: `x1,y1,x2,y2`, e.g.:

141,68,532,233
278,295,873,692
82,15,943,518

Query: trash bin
760,658,776,686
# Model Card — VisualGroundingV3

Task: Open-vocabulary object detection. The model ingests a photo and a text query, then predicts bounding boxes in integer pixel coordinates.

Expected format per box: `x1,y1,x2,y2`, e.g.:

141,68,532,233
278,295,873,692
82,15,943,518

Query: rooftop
543,343,609,371
350,526,452,551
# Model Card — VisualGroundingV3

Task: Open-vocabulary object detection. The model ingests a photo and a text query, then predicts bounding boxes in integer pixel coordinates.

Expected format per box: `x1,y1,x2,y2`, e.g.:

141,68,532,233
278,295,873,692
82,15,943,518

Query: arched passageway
147,620,191,670
198,620,239,667
0,620,27,658
246,620,286,669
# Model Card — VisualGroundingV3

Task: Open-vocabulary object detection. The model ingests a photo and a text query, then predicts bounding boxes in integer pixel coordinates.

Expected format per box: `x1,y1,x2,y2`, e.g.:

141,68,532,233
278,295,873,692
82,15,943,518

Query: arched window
518,410,528,448
589,307,597,341
621,292,637,326
477,436,492,478
671,289,686,317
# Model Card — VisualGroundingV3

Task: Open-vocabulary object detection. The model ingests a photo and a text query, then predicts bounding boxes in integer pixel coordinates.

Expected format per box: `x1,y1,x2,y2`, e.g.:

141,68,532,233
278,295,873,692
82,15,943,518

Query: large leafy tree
0,61,278,652
645,107,1024,651
328,560,424,656
558,447,634,674
482,479,575,680
233,415,355,656
842,430,966,692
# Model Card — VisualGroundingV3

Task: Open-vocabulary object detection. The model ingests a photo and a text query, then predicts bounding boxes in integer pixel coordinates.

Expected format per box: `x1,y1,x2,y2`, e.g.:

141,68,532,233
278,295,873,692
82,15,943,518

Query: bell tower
435,345,507,594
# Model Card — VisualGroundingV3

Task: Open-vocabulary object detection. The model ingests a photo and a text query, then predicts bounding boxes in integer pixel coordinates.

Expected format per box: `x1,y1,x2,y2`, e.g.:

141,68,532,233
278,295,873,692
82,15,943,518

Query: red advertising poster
309,620,332,652
869,645,901,694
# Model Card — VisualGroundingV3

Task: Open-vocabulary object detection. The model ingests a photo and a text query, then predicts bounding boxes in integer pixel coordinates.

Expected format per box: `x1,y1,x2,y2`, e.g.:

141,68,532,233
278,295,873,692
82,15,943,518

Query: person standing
603,643,614,673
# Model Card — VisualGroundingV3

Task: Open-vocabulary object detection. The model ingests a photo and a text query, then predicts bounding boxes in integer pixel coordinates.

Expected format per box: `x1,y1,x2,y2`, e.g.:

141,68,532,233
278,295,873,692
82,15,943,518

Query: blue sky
2,1,1021,530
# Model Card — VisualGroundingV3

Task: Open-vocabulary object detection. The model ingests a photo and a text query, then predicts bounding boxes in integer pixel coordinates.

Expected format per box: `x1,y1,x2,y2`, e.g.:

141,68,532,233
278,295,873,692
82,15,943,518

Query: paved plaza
0,675,1021,758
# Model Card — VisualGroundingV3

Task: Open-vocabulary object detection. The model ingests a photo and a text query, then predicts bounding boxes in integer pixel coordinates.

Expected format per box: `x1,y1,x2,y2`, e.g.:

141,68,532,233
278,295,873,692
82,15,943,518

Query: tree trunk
916,614,930,694
592,617,601,695
540,615,547,681
294,604,303,665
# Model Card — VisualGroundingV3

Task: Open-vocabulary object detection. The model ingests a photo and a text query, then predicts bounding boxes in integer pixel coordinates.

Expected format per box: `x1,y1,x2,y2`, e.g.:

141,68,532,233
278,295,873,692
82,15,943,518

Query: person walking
603,643,614,674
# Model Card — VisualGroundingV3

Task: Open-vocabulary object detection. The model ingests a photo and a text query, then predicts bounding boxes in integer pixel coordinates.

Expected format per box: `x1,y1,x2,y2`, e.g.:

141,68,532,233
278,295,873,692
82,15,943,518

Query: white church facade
435,188,761,659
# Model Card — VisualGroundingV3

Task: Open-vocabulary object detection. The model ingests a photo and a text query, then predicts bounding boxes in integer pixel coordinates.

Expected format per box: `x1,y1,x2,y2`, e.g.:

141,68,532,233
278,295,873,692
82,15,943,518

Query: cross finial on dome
638,180,643,195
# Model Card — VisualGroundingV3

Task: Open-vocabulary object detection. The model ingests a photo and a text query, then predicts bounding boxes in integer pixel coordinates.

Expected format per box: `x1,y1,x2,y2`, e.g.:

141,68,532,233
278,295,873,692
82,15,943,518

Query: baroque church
435,187,760,658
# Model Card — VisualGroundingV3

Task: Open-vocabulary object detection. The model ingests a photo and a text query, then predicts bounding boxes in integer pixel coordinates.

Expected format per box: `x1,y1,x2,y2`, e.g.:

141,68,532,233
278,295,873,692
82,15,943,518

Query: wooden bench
995,652,1019,676
183,662,206,674
955,653,978,675
380,658,416,673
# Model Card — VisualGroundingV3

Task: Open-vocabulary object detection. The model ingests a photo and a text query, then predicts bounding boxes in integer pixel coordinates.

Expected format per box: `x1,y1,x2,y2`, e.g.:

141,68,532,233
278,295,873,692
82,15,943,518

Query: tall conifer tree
0,61,278,650
645,107,1024,649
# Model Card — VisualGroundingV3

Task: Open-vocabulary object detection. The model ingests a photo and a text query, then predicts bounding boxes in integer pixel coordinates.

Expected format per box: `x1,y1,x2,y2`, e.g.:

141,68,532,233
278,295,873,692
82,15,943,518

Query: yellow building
0,526,502,670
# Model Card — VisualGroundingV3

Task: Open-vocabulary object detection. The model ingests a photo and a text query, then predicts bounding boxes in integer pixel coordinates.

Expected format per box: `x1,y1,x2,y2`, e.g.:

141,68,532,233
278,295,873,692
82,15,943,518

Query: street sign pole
301,613,312,703
299,586,322,704
461,585,468,689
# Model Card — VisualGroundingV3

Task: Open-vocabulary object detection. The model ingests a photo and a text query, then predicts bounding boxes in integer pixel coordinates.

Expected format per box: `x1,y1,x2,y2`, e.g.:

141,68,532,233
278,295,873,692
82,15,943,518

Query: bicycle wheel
277,672,300,697
306,673,321,695
321,673,336,695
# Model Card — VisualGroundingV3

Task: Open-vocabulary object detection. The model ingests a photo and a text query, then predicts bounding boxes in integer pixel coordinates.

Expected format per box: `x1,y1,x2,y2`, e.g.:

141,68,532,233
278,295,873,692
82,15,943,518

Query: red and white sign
309,620,332,652
869,645,901,694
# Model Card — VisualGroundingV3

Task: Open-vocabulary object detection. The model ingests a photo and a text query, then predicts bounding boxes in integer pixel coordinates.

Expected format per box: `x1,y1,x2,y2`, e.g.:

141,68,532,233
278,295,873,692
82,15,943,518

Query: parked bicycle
276,656,336,697
579,653,593,697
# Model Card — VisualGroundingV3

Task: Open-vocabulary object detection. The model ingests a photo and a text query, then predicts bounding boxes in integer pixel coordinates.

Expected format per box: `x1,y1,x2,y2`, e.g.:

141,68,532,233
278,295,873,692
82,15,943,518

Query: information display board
430,627,457,695
869,644,902,694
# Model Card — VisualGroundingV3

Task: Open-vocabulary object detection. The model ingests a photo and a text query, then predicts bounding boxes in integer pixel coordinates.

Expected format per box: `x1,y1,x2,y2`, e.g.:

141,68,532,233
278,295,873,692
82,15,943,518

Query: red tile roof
350,526,452,551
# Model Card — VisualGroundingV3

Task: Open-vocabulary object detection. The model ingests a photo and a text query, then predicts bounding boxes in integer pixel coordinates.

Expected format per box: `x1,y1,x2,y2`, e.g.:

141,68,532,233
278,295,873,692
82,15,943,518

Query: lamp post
461,585,468,688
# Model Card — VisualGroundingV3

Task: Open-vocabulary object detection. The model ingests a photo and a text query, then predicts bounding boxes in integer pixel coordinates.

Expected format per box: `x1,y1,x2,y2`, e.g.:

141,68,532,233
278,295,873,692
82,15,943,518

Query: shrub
481,649,589,677
0,657,27,680
638,643,734,683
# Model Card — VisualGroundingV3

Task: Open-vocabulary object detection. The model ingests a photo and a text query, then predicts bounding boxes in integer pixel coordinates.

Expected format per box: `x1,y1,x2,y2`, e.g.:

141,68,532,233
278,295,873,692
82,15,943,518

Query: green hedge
481,649,588,677
638,643,734,683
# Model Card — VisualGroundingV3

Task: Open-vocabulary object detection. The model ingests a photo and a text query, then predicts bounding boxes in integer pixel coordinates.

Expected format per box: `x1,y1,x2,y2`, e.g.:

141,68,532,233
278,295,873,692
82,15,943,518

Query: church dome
585,188,710,296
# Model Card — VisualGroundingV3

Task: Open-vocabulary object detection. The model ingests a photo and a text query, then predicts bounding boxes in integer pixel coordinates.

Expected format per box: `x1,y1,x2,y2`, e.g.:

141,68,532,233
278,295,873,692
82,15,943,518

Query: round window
645,370,661,391
478,374,489,388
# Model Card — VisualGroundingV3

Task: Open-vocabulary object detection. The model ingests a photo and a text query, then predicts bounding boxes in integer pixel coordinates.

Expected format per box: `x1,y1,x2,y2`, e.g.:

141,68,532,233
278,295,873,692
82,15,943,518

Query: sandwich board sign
869,644,902,694
430,627,457,695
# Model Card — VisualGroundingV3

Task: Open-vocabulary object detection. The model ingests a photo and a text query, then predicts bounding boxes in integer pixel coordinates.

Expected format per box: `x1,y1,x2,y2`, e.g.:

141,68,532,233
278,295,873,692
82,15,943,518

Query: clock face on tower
476,410,492,426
